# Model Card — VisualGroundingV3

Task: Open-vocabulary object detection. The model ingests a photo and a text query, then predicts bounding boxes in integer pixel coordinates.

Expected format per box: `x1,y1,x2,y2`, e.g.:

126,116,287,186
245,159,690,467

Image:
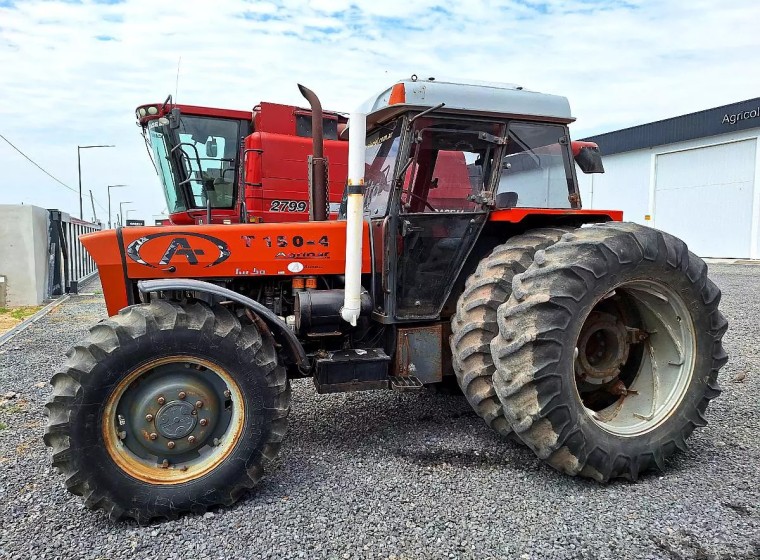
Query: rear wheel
491,222,727,481
450,228,572,436
44,300,290,522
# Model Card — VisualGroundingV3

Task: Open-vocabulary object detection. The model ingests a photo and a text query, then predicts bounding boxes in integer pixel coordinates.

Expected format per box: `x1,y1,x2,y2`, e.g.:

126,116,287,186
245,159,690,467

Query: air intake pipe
340,111,366,326
297,84,328,221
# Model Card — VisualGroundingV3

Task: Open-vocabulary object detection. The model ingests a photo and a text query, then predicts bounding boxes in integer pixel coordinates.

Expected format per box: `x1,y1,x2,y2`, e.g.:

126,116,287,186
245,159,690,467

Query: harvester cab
48,77,727,522
136,96,348,226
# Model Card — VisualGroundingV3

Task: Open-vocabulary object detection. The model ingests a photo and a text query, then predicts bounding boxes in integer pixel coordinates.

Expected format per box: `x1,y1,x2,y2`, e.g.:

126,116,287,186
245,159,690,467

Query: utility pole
107,184,127,229
78,144,115,220
119,201,133,227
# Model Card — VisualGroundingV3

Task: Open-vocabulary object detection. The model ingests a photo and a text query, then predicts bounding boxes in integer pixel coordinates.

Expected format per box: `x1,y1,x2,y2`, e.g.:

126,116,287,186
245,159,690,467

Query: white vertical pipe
341,111,367,326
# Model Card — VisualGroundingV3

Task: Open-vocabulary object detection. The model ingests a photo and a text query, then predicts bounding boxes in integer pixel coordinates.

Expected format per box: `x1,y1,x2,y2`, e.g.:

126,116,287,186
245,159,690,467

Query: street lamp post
119,201,133,227
125,209,136,224
107,184,128,229
78,144,115,220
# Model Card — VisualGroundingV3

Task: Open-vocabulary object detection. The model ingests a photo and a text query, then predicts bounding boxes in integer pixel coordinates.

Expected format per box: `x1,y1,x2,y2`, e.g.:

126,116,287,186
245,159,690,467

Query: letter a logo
159,237,205,265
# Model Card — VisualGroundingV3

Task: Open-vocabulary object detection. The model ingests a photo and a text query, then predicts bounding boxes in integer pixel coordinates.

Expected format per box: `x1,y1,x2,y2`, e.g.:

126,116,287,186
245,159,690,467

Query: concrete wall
0,205,50,306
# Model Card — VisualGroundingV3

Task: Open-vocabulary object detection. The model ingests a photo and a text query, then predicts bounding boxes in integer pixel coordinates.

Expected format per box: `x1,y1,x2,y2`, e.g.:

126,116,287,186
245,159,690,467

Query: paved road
0,267,758,559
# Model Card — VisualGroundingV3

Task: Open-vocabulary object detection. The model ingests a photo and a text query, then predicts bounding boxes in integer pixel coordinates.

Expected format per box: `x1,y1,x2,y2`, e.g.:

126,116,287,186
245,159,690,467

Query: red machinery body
137,101,349,226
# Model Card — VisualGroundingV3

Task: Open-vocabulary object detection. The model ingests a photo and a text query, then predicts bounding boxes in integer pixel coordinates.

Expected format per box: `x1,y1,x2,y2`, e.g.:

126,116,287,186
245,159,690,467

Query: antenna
175,56,182,105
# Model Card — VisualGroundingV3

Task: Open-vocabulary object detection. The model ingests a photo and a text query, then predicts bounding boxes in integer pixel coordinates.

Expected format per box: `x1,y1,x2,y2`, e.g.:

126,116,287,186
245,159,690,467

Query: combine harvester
46,77,727,522
136,90,348,225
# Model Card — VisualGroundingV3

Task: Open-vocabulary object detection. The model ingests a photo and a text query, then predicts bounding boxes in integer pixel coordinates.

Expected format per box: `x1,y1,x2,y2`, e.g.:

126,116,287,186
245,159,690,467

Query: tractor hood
80,221,372,315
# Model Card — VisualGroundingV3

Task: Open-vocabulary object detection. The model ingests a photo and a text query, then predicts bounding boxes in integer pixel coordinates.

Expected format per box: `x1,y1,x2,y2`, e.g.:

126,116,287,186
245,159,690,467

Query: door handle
401,220,423,236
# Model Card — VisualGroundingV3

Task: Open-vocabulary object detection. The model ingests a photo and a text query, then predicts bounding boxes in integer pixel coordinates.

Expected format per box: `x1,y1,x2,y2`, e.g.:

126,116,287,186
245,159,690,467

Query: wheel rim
102,355,245,484
574,280,696,437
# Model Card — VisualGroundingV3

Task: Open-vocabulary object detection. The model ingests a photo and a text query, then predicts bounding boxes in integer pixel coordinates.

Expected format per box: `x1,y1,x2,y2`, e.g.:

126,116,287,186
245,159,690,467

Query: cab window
400,118,502,214
496,122,575,209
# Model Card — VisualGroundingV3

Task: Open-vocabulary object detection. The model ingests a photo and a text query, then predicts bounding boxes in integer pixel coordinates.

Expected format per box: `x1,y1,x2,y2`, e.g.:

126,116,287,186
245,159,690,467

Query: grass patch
0,422,7,431
2,402,26,414
0,305,43,333
9,307,42,321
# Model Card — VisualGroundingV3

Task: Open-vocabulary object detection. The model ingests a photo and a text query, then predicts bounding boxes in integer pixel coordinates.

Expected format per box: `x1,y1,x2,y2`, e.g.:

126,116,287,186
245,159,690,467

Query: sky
1,0,759,224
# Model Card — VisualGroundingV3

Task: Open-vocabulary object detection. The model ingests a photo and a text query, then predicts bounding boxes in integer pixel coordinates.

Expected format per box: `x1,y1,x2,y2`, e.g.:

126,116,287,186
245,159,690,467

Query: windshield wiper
409,102,445,123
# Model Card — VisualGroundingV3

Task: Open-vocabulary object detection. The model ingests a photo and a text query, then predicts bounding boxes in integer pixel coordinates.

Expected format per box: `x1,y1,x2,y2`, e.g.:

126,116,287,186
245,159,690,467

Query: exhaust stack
297,84,328,221
340,111,367,326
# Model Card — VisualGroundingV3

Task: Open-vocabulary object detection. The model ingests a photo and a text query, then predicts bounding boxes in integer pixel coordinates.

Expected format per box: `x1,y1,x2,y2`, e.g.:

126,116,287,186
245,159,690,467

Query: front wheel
491,223,728,481
44,300,290,522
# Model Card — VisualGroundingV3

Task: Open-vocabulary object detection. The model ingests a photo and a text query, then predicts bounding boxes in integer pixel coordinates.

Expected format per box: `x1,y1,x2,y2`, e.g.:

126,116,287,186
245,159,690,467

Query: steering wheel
401,189,437,212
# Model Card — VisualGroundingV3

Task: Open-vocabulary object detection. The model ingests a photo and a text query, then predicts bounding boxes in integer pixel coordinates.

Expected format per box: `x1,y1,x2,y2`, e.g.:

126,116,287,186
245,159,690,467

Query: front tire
44,300,290,522
491,223,728,481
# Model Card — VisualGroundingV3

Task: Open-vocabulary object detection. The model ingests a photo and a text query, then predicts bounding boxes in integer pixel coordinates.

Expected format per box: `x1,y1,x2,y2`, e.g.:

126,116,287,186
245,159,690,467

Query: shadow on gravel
393,446,507,468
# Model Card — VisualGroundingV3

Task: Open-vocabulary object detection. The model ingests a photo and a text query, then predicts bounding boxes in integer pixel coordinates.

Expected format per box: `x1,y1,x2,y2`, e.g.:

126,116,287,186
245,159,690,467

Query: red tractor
47,77,727,522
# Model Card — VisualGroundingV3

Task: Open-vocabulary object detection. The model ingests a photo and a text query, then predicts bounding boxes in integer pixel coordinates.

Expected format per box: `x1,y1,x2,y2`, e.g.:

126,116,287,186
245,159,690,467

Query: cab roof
359,77,574,130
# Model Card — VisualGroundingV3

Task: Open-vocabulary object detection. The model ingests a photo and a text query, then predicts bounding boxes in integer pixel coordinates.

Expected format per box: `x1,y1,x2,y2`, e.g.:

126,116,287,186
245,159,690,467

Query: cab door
390,118,504,320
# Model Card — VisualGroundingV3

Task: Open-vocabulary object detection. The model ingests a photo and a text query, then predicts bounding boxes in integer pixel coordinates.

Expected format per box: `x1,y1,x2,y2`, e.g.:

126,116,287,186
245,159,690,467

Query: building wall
0,205,50,305
578,128,760,259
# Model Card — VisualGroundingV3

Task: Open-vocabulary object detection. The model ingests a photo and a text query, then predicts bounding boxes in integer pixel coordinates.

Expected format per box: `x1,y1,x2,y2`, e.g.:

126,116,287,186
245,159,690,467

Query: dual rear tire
452,222,728,481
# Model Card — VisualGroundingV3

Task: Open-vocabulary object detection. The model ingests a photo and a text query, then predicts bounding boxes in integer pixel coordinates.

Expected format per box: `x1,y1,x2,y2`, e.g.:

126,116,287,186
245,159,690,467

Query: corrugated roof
582,97,760,155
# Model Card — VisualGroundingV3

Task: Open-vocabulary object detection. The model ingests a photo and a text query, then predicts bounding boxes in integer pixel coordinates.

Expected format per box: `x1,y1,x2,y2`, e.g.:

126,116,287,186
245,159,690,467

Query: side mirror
572,141,605,174
168,107,181,130
205,137,218,158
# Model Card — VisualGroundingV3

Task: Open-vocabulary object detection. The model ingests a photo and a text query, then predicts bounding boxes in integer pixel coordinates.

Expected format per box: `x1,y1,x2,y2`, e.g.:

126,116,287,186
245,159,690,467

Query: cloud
0,0,759,222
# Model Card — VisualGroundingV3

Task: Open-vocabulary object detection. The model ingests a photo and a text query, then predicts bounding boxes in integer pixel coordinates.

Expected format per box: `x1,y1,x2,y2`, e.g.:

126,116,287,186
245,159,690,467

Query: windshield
496,122,575,209
148,122,185,213
363,120,403,216
147,116,246,212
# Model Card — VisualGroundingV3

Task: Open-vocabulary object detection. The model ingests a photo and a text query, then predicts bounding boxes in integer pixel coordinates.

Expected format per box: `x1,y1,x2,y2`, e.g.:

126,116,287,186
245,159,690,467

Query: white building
577,98,760,259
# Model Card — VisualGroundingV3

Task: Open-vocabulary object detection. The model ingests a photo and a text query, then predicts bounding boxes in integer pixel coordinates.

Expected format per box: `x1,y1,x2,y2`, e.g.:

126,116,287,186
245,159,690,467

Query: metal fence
48,210,102,296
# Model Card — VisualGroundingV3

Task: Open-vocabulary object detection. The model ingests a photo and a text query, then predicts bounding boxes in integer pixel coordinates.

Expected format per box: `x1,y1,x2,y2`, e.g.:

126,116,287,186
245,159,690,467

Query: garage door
654,139,756,258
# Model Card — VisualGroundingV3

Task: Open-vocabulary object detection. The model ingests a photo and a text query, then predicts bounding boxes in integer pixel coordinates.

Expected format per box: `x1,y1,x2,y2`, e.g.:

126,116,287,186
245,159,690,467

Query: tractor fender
137,279,310,372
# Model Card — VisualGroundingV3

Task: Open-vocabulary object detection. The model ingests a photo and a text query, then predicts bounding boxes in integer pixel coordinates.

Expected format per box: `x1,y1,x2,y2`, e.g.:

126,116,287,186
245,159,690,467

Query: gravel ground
0,266,758,560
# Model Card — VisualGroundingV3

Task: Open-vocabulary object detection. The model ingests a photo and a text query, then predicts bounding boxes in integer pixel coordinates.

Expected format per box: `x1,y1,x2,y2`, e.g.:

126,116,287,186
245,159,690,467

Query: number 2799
270,200,307,212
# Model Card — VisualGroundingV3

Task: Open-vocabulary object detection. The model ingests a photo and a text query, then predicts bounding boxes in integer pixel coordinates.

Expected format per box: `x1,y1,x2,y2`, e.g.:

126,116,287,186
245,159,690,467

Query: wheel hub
155,400,197,439
576,311,630,381
106,357,240,482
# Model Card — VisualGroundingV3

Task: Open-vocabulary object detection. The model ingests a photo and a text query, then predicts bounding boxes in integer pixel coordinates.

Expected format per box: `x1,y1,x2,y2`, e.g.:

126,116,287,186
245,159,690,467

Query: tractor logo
126,232,231,270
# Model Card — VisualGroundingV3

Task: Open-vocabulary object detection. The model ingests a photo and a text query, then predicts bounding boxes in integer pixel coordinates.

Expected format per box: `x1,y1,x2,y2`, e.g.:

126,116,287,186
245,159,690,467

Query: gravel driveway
0,266,758,560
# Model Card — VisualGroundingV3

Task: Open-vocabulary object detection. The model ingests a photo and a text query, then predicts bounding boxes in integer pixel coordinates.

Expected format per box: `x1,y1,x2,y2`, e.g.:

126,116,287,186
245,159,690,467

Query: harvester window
497,122,575,209
147,123,186,213
176,116,240,209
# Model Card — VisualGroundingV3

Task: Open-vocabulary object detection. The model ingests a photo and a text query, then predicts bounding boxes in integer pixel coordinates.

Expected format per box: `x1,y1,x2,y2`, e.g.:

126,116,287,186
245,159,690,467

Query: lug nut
195,400,203,409
145,414,154,422
149,432,158,440
224,390,231,398
157,396,165,405
178,391,186,400
188,436,196,444
199,418,208,427
167,441,176,449
161,459,169,468
118,431,127,440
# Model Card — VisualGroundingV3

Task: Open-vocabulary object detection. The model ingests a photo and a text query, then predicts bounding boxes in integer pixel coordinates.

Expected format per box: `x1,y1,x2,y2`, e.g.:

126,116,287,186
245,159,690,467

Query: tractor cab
351,77,601,320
